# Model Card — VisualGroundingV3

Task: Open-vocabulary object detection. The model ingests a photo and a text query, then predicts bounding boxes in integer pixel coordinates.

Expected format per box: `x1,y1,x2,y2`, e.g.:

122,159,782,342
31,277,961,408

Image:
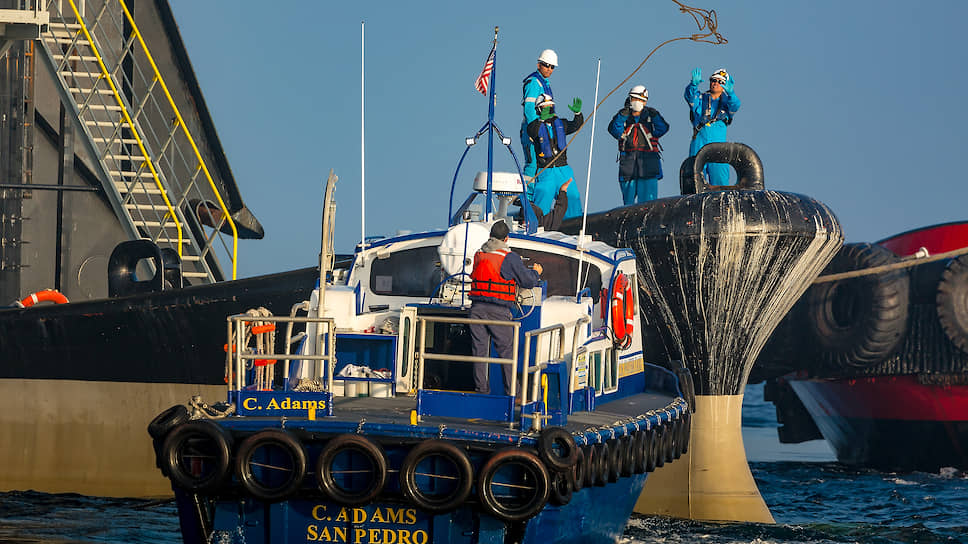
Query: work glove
568,97,582,114
723,76,734,94
691,67,702,86
539,107,554,121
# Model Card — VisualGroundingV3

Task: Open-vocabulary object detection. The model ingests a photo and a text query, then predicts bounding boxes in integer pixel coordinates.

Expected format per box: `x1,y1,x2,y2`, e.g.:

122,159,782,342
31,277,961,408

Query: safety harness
619,115,662,153
690,92,733,139
522,72,553,107
535,118,568,162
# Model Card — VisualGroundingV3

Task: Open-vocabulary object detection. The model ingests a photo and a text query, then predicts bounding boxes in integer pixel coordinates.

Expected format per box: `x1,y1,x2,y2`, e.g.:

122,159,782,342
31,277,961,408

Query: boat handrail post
569,316,591,396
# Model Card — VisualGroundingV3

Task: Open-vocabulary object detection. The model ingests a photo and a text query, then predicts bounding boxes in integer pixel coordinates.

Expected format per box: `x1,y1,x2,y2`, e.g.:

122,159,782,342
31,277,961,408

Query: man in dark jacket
468,220,542,395
608,85,669,204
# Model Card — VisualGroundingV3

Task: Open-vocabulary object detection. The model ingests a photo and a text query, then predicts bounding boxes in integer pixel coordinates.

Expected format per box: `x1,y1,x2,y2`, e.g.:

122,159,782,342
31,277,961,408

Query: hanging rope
813,245,968,284
531,0,727,179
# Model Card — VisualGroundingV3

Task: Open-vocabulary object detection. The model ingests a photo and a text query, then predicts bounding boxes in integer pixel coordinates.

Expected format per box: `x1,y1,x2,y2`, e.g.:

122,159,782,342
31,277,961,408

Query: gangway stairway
35,0,241,283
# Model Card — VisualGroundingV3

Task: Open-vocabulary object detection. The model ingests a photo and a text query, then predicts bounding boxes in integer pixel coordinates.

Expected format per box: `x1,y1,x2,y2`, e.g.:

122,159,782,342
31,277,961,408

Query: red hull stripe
789,375,968,421
877,221,968,257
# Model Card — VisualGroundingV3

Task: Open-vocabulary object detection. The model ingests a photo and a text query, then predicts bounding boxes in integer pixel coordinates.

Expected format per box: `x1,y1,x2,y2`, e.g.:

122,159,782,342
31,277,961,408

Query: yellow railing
63,0,239,279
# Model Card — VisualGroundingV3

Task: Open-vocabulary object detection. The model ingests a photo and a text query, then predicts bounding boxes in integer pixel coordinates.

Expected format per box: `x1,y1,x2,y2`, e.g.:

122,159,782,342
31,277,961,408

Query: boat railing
412,315,521,426
520,316,590,430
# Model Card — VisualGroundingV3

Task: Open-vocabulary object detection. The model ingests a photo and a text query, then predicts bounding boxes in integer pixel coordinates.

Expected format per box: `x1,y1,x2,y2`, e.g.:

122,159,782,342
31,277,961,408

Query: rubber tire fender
235,429,307,502
315,434,387,506
548,471,573,506
604,439,622,483
148,404,189,441
537,427,579,473
571,446,586,491
805,242,910,369
644,428,659,472
938,254,968,354
678,410,692,456
162,420,233,492
593,442,610,486
618,436,635,478
580,445,598,488
399,440,473,514
665,419,678,463
653,426,667,468
631,430,649,474
477,448,550,522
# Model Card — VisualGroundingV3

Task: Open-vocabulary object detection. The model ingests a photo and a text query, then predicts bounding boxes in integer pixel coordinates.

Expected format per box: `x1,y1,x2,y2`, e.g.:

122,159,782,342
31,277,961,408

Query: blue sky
169,1,968,278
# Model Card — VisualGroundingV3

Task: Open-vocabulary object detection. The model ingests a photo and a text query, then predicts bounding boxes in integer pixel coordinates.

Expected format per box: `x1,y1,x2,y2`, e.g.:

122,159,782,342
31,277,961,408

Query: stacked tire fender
147,409,690,523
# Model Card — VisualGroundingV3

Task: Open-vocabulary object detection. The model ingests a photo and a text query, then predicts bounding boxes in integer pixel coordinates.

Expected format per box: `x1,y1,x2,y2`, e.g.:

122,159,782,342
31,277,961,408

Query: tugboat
149,35,690,543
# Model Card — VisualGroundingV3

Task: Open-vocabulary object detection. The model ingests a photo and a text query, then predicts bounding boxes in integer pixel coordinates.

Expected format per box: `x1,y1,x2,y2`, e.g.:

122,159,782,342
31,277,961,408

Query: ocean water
0,384,964,544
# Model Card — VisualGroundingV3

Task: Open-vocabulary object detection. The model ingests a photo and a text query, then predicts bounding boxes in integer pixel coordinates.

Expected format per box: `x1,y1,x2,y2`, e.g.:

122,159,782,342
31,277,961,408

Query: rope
813,246,968,284
531,0,727,179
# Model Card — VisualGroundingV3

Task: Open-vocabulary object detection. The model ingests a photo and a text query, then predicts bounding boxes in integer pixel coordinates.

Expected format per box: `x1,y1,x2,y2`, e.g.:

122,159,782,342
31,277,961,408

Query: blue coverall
684,82,740,186
521,72,553,181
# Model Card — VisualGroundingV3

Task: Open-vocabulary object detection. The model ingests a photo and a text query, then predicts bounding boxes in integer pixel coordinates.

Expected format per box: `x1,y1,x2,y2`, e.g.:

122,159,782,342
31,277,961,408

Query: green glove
568,97,582,114
539,107,554,121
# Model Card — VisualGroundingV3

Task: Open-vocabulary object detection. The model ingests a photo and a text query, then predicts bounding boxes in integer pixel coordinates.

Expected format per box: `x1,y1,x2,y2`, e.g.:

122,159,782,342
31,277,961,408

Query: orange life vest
470,249,516,302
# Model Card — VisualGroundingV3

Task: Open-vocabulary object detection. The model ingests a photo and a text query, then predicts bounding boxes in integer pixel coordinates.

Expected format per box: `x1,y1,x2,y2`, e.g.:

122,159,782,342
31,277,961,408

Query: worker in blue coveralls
521,49,558,189
526,94,584,219
685,67,740,186
469,220,543,395
608,85,669,204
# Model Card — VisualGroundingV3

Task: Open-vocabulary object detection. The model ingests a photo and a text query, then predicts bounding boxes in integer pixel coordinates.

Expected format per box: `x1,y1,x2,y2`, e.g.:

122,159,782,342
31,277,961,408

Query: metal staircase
35,0,239,283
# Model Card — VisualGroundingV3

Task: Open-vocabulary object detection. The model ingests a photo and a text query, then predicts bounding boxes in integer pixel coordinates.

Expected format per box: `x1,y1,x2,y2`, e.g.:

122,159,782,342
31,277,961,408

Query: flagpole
485,27,498,221
576,58,601,296
360,21,367,252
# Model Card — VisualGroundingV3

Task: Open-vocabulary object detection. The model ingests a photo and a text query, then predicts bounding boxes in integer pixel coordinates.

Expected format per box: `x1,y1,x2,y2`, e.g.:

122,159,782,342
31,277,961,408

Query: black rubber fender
477,448,550,522
665,419,678,463
399,440,473,514
548,471,573,506
604,439,622,483
805,242,910,369
618,436,635,478
571,446,586,491
148,404,189,441
162,420,233,492
580,445,598,488
653,426,667,468
593,442,609,487
679,410,692,456
315,434,387,506
235,429,307,502
631,430,649,474
938,255,968,354
536,427,579,473
645,428,659,472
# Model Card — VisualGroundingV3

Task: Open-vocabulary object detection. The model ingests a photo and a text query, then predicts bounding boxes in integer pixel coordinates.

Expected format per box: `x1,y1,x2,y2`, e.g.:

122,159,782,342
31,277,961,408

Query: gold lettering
307,524,318,541
281,397,291,409
354,528,366,543
404,509,417,525
319,526,333,542
334,526,346,542
353,507,367,523
368,529,382,543
370,508,386,523
386,508,404,524
312,504,328,520
382,529,397,544
242,397,258,410
412,530,428,544
335,507,348,522
267,398,280,410
398,531,412,544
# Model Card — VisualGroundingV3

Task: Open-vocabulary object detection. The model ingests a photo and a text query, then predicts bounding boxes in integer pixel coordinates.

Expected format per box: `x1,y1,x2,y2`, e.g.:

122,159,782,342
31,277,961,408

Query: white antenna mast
360,21,367,252
576,58,601,295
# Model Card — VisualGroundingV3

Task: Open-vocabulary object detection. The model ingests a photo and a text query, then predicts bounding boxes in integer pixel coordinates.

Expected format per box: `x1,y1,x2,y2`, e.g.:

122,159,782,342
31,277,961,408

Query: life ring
548,471,573,506
938,254,968,354
399,440,473,514
315,434,387,506
235,429,307,502
477,448,550,522
19,289,69,307
804,243,910,369
609,273,635,348
162,420,233,492
536,427,579,473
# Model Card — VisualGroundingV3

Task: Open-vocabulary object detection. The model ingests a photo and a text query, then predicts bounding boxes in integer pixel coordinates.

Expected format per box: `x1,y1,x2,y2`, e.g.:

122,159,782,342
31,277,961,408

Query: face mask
630,101,645,113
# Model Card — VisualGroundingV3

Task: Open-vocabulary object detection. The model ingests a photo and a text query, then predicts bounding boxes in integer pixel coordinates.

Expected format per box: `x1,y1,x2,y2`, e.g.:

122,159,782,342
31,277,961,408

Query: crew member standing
608,85,669,204
469,220,542,395
527,94,584,219
521,49,558,187
685,67,740,186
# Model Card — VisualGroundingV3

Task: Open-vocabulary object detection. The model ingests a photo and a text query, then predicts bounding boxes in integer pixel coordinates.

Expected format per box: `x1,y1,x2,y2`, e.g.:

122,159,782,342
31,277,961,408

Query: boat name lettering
307,505,425,543
241,397,327,411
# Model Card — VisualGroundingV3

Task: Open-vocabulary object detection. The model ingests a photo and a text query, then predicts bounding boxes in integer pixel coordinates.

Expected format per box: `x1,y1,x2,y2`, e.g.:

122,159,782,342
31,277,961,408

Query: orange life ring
19,289,69,307
609,274,634,347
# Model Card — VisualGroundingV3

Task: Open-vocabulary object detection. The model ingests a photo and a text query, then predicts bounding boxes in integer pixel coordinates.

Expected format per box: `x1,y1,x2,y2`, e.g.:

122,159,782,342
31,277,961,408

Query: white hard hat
535,93,555,111
710,69,729,83
537,49,558,67
629,85,648,101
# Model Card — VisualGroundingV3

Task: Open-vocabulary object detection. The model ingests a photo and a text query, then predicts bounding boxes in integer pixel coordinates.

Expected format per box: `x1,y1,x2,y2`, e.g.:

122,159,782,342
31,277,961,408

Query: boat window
514,248,603,299
590,350,602,393
369,246,444,297
603,347,618,394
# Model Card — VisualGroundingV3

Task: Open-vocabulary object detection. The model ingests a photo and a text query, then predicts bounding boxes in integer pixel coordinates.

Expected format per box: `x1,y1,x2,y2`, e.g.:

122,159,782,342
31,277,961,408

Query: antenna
576,58,601,295
360,21,367,252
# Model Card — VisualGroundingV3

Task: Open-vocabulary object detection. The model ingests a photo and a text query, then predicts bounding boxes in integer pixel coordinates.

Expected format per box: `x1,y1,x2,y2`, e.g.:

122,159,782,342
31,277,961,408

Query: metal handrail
227,314,336,393
63,0,183,254
521,316,591,410
115,0,239,278
414,315,521,397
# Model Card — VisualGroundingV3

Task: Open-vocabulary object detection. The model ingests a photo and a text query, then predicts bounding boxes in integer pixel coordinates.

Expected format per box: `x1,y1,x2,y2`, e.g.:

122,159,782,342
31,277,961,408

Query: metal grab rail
520,316,590,410
227,313,336,394
414,315,521,397
114,0,238,278
63,0,182,253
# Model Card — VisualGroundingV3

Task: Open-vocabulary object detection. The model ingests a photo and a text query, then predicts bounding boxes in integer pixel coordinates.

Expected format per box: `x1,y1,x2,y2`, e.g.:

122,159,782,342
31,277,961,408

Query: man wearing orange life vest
469,220,543,395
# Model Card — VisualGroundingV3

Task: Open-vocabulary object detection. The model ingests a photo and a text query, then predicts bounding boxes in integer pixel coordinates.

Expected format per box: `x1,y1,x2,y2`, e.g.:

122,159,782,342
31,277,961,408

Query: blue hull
177,473,646,544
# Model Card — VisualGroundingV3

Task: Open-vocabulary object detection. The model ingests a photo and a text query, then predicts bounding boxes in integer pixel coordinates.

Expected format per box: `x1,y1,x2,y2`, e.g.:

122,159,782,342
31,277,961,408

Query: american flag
475,47,495,96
